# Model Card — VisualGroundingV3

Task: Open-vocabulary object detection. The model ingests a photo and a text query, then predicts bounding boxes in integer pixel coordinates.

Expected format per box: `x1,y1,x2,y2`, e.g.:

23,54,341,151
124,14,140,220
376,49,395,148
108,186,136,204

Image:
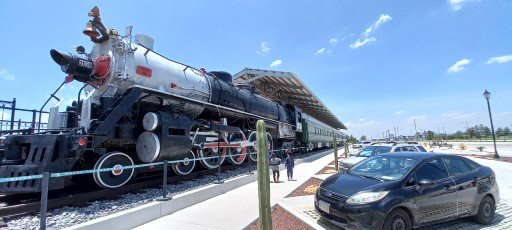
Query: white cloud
394,110,404,115
350,14,392,49
257,42,271,55
270,59,282,67
315,48,326,55
329,38,338,45
442,112,475,120
358,118,365,122
447,59,471,73
0,68,15,80
368,120,376,123
486,55,512,64
447,0,477,11
350,37,377,49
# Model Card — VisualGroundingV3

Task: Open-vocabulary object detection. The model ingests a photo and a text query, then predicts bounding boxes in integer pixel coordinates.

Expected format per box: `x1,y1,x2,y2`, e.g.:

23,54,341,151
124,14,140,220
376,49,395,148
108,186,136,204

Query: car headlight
346,191,389,204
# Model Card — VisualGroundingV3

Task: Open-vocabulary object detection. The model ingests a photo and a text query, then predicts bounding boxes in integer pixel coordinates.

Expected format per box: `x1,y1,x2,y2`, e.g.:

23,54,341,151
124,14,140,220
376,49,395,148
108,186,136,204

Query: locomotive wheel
227,132,248,165
199,146,227,169
248,131,273,162
93,152,135,189
171,150,196,175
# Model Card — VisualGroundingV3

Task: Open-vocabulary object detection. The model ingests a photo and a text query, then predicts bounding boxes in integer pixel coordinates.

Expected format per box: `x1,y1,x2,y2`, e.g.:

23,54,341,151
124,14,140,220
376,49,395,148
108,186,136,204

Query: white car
351,141,372,149
341,142,427,171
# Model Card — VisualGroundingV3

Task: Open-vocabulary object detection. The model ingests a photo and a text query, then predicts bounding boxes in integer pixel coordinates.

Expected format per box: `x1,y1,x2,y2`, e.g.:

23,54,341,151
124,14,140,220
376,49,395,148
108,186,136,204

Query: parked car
352,141,373,149
316,152,499,229
352,142,363,149
341,142,427,171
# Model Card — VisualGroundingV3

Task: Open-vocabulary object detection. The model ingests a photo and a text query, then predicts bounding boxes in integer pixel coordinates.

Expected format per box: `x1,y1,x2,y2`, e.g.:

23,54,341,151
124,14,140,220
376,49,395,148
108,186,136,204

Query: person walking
285,152,295,181
270,154,282,182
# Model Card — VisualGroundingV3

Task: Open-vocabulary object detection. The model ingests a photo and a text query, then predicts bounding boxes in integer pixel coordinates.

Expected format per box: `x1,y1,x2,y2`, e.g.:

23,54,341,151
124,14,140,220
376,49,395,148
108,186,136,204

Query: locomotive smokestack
50,49,94,83
50,49,72,66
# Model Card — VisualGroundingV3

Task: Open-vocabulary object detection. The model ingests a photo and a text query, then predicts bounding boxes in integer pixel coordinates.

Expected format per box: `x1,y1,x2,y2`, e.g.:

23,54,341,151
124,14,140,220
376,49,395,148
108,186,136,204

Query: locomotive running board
130,85,293,127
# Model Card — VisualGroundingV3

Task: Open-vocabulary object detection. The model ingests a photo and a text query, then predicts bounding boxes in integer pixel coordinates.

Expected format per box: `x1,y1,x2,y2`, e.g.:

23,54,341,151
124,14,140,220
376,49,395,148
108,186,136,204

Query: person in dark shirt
285,152,295,181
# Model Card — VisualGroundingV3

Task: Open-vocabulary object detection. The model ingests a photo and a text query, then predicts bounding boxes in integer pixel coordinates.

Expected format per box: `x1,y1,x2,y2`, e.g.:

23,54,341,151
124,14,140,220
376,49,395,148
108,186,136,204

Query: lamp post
483,90,499,159
413,117,420,141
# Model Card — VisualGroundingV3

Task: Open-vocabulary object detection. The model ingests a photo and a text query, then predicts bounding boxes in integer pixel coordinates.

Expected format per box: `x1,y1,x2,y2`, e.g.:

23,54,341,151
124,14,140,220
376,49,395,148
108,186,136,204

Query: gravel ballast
2,165,252,230
247,205,314,230
286,177,324,198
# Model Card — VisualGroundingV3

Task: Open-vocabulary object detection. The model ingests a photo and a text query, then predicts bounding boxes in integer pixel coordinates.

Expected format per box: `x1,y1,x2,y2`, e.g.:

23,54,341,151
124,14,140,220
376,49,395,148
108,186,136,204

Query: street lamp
483,90,499,158
413,117,421,141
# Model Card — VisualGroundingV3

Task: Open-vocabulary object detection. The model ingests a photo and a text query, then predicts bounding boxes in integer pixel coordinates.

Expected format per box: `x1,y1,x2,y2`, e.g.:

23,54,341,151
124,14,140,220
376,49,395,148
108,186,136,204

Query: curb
66,149,334,230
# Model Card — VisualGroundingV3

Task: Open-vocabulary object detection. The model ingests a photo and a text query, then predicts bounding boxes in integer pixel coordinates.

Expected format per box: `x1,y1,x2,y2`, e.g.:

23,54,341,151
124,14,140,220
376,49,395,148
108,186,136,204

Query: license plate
318,200,330,214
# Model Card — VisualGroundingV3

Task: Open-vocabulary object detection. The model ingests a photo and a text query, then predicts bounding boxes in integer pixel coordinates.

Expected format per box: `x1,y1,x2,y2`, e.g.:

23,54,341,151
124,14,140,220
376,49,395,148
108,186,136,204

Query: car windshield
349,156,419,181
356,146,392,157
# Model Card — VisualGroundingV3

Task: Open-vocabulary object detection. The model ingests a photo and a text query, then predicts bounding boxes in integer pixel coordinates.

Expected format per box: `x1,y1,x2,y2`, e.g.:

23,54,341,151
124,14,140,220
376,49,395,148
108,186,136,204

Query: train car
300,114,344,150
0,7,345,193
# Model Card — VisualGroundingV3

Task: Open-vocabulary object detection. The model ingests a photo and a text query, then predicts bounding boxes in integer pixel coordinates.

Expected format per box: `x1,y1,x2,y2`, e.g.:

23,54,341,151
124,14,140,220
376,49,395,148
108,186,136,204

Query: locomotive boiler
0,7,342,193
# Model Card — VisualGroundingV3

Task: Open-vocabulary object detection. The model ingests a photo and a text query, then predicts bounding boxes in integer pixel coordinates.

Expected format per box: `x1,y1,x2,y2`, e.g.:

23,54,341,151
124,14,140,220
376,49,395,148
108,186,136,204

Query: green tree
426,130,435,140
504,127,511,136
347,135,357,143
360,135,367,141
496,127,504,137
482,126,491,137
454,130,464,139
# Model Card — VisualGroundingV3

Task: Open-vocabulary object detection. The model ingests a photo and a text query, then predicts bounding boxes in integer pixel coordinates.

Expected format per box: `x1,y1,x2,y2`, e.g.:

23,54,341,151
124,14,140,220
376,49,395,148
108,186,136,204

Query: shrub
459,143,467,150
477,146,485,152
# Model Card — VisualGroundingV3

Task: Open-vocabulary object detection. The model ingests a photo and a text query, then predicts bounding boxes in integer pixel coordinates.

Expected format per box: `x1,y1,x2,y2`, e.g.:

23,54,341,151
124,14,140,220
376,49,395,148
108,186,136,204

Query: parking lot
284,147,512,230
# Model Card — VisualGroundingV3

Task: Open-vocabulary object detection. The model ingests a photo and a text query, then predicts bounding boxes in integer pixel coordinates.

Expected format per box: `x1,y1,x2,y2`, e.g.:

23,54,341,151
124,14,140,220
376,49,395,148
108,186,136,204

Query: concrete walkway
134,151,336,230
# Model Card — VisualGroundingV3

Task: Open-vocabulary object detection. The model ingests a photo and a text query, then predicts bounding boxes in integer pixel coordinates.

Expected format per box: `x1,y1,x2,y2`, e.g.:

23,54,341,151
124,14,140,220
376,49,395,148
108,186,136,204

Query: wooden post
333,135,339,171
256,120,272,230
344,140,348,158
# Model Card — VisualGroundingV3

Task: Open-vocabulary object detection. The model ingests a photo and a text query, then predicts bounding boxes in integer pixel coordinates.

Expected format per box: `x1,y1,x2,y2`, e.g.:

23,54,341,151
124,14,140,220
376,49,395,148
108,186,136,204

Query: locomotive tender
0,7,344,193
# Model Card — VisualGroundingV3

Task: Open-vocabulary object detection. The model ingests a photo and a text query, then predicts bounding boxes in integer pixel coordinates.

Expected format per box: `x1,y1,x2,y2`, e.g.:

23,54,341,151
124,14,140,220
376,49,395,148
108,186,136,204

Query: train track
0,148,327,219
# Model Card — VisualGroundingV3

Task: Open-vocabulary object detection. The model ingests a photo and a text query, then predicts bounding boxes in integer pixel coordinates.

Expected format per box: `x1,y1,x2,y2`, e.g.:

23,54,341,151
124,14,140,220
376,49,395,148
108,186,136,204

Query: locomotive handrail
131,85,295,127
0,147,306,183
38,80,66,131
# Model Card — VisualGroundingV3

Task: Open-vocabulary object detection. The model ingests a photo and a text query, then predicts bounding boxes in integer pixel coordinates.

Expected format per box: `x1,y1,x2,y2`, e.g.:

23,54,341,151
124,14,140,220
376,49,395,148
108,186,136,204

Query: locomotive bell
83,22,100,38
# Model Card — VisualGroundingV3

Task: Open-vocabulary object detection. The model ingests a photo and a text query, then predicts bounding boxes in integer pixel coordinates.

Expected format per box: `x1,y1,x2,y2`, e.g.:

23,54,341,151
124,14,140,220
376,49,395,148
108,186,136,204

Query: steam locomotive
0,7,344,193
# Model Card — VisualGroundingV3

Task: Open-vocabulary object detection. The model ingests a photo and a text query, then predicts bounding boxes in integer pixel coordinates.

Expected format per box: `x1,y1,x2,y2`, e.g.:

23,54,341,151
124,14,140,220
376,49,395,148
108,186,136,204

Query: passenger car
316,152,499,229
341,142,427,171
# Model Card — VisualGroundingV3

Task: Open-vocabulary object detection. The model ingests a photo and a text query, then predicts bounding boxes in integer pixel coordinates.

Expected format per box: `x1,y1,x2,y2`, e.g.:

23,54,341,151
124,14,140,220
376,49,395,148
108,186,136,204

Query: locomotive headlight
346,191,389,204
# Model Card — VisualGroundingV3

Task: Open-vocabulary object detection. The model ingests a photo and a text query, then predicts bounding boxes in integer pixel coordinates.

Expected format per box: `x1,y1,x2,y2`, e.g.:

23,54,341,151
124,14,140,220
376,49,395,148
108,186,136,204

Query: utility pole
413,118,419,141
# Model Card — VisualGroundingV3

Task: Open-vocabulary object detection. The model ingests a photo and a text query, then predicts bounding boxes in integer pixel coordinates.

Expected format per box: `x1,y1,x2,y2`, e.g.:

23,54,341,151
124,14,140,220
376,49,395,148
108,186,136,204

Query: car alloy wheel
391,216,406,230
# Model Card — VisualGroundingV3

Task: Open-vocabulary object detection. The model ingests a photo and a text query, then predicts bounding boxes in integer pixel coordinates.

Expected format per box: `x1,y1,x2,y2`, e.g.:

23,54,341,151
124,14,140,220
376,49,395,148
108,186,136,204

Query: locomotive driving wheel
199,144,227,169
226,132,248,165
171,150,197,175
93,152,135,189
248,131,273,162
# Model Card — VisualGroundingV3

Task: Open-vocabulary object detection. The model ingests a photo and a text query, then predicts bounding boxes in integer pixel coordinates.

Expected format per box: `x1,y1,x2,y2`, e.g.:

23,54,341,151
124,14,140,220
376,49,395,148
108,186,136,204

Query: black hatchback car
315,152,499,230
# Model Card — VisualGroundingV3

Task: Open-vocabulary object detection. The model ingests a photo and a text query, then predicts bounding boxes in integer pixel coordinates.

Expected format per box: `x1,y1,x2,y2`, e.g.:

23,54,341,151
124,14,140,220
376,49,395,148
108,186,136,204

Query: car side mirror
416,179,435,193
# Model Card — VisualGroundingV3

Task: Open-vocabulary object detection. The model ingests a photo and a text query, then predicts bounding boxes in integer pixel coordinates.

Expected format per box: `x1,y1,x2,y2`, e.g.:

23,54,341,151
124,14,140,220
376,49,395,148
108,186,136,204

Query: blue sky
0,0,511,138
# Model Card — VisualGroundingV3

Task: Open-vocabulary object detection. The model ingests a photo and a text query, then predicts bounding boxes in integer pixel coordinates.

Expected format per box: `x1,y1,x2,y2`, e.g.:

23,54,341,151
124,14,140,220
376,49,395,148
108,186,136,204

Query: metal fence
0,147,307,229
0,98,48,133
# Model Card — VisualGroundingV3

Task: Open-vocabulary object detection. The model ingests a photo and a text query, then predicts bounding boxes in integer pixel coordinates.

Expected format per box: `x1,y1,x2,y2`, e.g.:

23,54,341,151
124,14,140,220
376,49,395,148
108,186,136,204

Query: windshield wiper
358,174,384,182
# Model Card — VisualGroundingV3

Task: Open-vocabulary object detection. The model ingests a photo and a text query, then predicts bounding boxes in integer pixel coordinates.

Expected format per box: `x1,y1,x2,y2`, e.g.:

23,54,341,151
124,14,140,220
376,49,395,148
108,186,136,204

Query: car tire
383,208,412,230
473,195,495,225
